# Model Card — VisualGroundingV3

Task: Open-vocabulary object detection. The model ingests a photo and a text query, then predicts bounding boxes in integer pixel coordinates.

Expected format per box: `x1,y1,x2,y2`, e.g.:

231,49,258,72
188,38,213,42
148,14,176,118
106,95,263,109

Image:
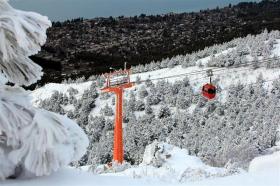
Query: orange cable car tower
101,67,133,164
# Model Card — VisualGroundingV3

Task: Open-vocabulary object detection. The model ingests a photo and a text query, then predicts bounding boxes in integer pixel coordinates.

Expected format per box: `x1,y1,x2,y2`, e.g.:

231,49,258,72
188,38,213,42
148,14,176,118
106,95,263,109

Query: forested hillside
32,0,280,86
33,30,280,170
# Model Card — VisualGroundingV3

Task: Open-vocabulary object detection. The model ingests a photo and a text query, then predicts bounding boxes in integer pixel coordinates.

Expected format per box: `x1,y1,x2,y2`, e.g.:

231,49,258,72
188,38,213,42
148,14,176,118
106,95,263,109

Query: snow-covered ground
1,167,278,186
2,148,279,186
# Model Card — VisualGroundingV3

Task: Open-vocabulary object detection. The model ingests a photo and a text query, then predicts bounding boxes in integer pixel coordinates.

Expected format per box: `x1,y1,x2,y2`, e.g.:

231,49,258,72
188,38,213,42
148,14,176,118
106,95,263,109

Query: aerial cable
132,56,280,84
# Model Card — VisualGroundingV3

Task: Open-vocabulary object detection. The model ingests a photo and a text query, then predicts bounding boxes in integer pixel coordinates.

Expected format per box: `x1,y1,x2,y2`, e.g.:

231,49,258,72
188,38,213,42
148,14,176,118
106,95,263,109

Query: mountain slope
32,0,280,85
31,30,280,170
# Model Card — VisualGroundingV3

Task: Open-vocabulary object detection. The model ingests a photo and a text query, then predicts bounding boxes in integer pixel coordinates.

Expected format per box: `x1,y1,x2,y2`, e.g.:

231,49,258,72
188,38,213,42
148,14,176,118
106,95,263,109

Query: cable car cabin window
207,88,216,94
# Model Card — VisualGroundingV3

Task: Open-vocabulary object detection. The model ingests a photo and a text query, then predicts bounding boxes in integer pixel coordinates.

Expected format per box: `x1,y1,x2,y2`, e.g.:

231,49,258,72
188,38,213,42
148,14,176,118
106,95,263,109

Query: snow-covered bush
157,105,171,119
138,85,148,99
141,141,171,167
39,91,68,114
100,104,114,116
0,0,88,180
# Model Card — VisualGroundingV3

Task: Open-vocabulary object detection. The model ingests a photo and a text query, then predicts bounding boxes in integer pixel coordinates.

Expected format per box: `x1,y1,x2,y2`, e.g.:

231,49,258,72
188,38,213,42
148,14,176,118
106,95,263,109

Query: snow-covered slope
24,31,280,185
1,147,279,186
31,38,280,112
31,81,92,106
30,65,280,110
1,167,278,186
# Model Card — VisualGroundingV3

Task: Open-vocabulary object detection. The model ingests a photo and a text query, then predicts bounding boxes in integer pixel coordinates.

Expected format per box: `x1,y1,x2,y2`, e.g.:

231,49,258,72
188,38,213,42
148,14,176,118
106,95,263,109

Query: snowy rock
93,161,131,174
142,140,172,167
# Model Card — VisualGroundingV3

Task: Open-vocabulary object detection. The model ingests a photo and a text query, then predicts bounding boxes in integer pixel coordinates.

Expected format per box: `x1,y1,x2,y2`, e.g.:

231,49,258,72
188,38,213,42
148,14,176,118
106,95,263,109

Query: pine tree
138,85,149,99
145,103,154,115
135,100,145,111
100,104,114,116
157,104,171,119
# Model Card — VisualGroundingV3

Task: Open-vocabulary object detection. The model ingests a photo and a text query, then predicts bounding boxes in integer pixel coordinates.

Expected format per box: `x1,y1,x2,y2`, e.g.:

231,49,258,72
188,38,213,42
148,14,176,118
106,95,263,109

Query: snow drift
101,141,236,183
1,142,279,186
249,151,280,173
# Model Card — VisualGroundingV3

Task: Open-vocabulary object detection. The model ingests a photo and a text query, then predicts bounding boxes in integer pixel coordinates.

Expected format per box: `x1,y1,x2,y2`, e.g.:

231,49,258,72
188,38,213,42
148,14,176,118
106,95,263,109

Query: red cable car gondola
202,83,216,100
202,69,216,100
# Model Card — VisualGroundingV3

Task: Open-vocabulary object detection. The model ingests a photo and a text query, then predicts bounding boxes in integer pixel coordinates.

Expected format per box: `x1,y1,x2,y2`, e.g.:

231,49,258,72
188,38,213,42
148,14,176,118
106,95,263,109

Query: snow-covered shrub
145,104,154,115
0,1,88,179
100,104,114,116
138,85,148,99
142,141,170,167
0,87,89,179
135,100,145,111
114,142,235,183
39,91,68,114
157,105,171,119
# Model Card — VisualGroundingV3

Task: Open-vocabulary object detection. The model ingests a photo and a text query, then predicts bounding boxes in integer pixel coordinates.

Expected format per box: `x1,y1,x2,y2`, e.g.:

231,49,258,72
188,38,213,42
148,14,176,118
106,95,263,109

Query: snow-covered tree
145,103,154,115
0,1,88,180
100,104,114,116
135,100,145,111
138,85,148,99
39,91,68,114
74,82,98,129
157,104,171,119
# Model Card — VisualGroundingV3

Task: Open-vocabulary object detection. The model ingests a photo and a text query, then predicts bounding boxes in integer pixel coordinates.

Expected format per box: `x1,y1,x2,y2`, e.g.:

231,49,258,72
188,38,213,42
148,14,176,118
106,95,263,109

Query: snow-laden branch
0,86,89,179
0,0,51,85
0,1,89,179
